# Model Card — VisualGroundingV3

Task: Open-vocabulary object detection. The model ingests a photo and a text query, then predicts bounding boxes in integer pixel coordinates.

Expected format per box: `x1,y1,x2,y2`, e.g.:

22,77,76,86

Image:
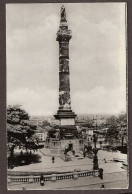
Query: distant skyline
6,3,126,116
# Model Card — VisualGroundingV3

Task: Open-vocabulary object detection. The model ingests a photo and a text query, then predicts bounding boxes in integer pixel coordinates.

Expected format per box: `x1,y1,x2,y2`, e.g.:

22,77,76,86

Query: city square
6,3,127,190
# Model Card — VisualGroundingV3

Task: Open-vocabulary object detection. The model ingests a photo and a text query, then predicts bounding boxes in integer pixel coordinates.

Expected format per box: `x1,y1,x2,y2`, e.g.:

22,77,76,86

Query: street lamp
93,134,99,170
95,115,98,130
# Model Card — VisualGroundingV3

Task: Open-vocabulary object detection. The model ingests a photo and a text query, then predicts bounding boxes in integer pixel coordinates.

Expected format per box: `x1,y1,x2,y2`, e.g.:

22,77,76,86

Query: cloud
7,87,58,116
7,13,59,92
71,86,126,114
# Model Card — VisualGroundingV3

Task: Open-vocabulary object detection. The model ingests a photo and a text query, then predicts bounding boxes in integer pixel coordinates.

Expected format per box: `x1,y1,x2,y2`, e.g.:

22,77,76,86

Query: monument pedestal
54,109,77,139
45,138,84,157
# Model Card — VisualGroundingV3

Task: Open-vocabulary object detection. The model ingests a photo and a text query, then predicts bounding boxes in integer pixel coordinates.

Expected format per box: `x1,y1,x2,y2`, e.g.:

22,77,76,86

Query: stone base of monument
45,138,84,158
61,139,83,152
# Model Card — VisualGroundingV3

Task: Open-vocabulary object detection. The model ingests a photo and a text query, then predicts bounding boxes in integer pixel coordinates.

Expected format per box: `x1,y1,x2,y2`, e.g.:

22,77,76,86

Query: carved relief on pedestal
59,43,69,57
59,91,71,109
59,58,69,72
59,73,70,91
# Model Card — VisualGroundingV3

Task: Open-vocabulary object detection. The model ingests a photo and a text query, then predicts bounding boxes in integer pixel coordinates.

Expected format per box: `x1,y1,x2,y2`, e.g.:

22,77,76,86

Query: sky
6,3,126,116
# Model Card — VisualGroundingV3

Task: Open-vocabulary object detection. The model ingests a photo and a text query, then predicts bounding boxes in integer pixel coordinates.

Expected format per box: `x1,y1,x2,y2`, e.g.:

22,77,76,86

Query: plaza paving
9,149,127,174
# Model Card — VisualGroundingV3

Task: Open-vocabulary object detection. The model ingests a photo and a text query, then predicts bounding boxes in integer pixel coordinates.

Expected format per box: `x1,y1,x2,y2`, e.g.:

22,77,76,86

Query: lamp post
95,115,97,130
93,134,99,170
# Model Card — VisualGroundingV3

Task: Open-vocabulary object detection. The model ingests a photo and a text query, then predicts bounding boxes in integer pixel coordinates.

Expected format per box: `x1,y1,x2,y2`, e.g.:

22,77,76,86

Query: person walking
99,168,103,180
104,158,107,163
52,156,55,163
40,174,45,186
101,184,105,189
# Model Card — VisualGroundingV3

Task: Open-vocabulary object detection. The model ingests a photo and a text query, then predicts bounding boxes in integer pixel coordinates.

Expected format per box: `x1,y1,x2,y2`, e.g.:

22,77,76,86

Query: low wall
7,169,99,184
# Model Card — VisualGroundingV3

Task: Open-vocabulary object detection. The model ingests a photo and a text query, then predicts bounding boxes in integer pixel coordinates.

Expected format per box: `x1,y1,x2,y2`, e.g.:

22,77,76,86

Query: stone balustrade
8,169,99,184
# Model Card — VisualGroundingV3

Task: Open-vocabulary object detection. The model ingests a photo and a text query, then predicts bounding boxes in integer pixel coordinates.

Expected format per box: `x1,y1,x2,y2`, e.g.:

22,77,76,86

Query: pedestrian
104,158,107,163
72,150,75,155
83,151,86,158
52,156,55,163
98,168,103,180
101,184,105,189
40,174,45,186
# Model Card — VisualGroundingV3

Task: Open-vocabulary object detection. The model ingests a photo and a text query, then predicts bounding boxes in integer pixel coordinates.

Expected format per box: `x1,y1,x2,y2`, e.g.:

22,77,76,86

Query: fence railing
8,169,99,184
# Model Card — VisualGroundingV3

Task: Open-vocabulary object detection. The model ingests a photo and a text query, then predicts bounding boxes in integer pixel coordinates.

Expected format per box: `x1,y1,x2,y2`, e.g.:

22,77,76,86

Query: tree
7,105,37,162
118,112,127,126
106,116,117,128
105,113,127,140
105,115,119,139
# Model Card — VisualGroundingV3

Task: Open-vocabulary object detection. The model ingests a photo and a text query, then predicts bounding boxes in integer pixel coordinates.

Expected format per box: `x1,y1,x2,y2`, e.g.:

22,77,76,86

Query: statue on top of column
61,5,67,22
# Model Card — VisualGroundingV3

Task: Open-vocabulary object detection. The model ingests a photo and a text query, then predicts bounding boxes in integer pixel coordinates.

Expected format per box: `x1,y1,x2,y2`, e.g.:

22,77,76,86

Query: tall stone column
57,6,71,111
54,6,77,138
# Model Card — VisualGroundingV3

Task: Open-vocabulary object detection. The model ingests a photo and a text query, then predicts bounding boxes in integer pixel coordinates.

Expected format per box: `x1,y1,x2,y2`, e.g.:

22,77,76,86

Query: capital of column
57,5,72,42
